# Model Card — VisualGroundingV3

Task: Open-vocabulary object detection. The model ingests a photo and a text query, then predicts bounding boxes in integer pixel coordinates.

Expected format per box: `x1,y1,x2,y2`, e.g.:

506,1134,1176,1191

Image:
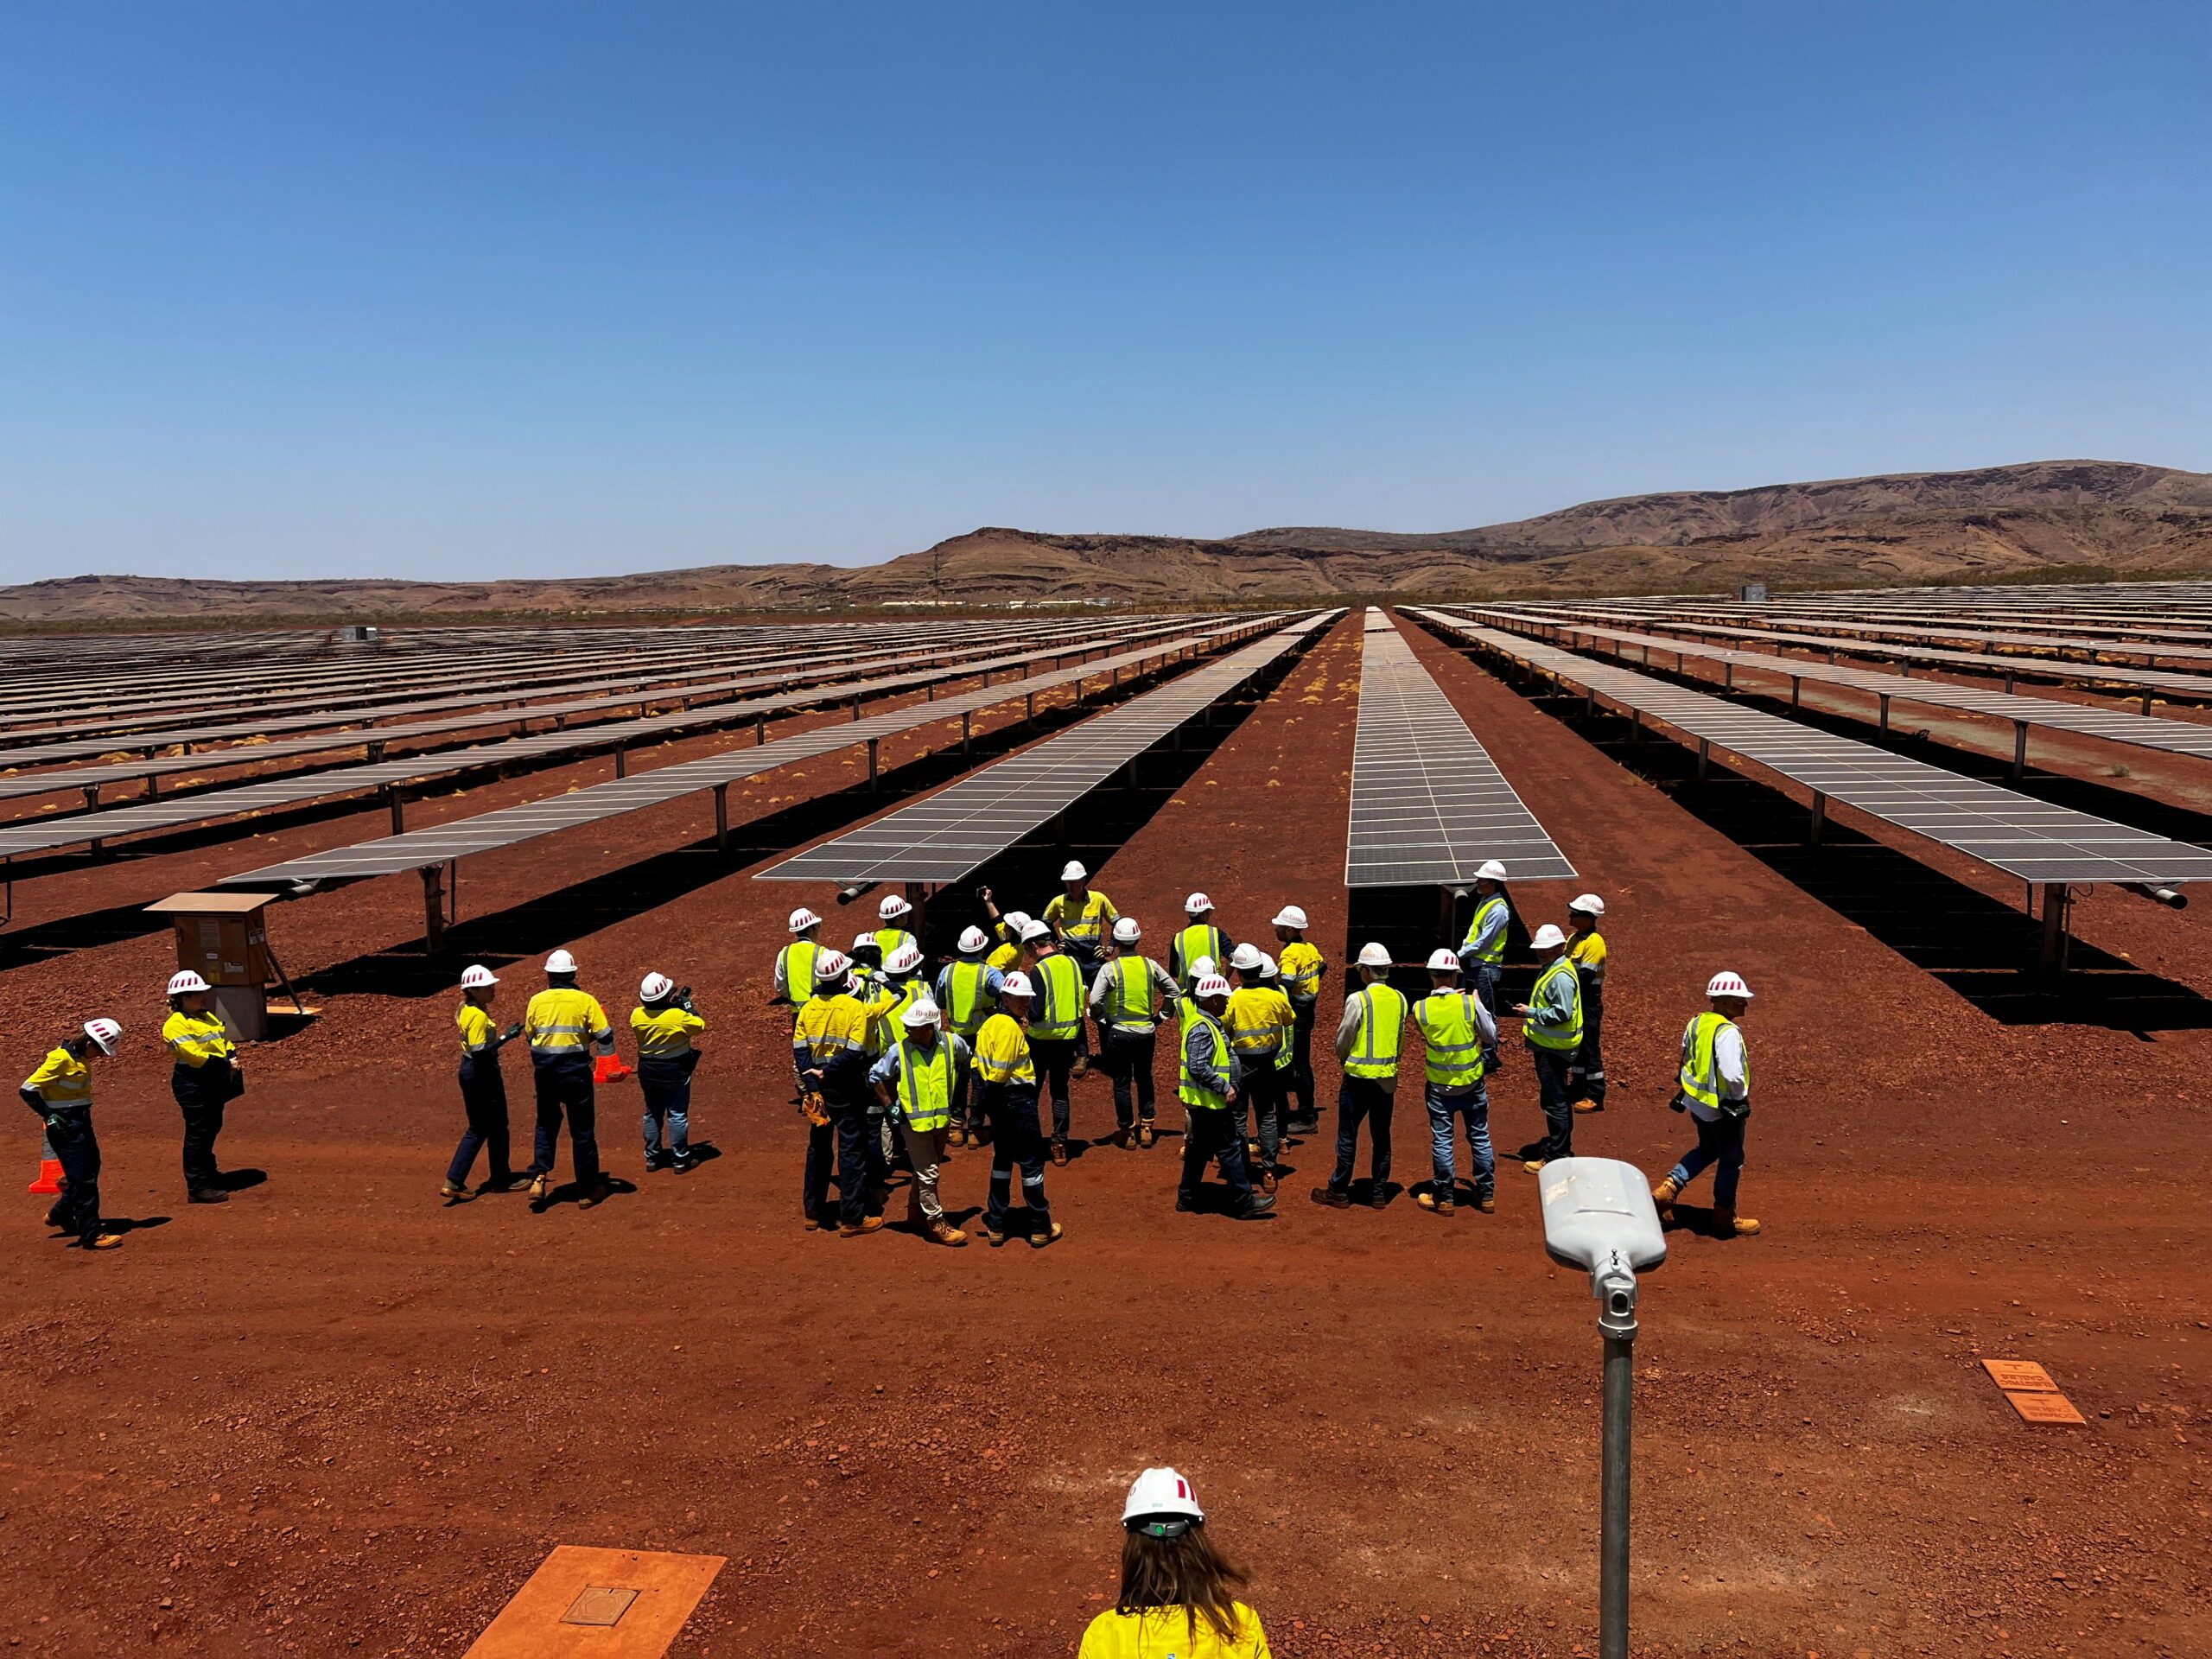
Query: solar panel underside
757,613,1337,886
1415,613,2212,887
1347,612,1575,887
214,619,1279,887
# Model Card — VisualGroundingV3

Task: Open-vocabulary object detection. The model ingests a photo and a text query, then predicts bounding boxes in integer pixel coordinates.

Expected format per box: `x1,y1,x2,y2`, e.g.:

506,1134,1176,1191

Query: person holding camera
443,964,528,1199
632,971,707,1174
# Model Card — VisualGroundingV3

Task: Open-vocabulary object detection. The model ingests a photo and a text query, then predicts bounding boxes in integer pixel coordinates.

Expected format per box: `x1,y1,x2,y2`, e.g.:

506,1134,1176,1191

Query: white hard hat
1002,910,1033,935
1190,956,1216,980
82,1018,123,1056
640,972,675,1002
879,893,912,921
167,969,210,996
1357,942,1393,969
1122,1466,1205,1535
885,941,924,975
815,950,849,980
1257,952,1279,980
1194,973,1232,1000
460,964,499,990
1272,905,1308,930
1185,892,1214,915
1567,893,1605,918
999,970,1034,999
1425,947,1461,973
1531,924,1567,951
1229,942,1264,972
957,925,990,954
901,997,942,1029
1476,860,1508,882
1110,916,1141,944
852,929,879,953
1020,918,1052,943
788,906,822,934
1061,860,1087,882
544,949,578,975
1707,970,1754,1001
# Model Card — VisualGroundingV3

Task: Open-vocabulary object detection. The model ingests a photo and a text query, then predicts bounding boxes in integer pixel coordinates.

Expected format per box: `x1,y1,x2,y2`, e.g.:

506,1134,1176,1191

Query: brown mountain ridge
5,459,2209,624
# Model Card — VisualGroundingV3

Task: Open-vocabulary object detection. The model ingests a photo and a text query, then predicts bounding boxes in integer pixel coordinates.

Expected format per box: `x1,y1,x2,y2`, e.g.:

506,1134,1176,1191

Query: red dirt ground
1,613,2207,1658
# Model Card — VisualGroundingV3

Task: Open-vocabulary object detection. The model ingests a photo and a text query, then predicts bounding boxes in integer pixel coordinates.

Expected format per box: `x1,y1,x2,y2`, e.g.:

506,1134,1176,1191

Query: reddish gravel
0,612,2206,1658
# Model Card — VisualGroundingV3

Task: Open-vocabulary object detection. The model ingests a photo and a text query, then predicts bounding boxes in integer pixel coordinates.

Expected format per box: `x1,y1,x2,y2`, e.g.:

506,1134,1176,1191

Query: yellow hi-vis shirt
1044,888,1117,948
1224,987,1290,1057
986,939,1024,974
162,1010,236,1067
631,1004,706,1058
794,993,870,1062
523,988,613,1056
1276,940,1325,1001
1569,928,1607,987
457,1002,499,1057
972,1012,1036,1086
1078,1601,1273,1659
22,1047,92,1109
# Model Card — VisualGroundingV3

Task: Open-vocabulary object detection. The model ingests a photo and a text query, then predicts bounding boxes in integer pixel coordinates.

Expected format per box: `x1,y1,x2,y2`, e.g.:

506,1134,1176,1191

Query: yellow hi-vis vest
1026,952,1084,1041
973,1012,1036,1086
867,979,921,1057
779,938,821,1002
1107,956,1160,1024
23,1047,91,1109
1179,1007,1231,1111
1679,1012,1748,1115
893,1037,956,1132
1413,990,1486,1088
162,1009,237,1067
944,960,995,1034
1225,986,1294,1070
1525,958,1585,1052
1173,923,1227,985
1463,893,1510,965
874,927,918,962
1343,982,1407,1080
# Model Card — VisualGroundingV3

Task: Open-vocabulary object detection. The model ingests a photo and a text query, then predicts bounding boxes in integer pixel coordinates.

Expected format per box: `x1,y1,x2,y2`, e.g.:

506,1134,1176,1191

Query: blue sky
2,2,2207,582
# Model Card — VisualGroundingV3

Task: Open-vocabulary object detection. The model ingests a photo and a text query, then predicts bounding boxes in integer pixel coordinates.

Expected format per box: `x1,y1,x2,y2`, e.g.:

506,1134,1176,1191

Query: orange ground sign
2004,1390,2088,1426
1980,1358,2084,1427
466,1546,726,1659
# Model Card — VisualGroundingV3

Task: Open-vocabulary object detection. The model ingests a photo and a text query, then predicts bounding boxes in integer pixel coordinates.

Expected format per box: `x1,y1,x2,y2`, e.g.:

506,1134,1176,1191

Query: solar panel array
1346,610,1575,888
756,613,1338,886
1413,612,2212,887
217,618,1284,888
1459,607,2212,765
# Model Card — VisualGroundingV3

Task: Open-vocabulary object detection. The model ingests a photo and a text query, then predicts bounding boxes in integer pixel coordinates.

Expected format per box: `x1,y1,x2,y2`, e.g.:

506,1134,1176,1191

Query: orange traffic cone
592,1053,633,1085
28,1130,62,1195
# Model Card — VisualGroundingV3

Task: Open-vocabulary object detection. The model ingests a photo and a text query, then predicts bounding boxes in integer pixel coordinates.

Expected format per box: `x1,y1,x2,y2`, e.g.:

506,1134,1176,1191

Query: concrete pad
466,1546,725,1658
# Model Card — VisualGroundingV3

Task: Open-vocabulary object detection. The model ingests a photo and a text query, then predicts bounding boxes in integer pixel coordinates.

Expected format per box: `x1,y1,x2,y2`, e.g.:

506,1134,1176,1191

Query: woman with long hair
1078,1467,1271,1658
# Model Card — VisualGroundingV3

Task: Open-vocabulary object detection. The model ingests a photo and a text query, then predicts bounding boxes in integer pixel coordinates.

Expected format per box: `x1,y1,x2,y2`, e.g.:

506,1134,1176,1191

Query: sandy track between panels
0,613,2206,1657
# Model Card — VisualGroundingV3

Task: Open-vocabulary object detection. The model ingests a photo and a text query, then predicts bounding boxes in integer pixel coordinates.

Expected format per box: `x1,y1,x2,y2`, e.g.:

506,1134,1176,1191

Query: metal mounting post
82,785,99,811
1026,691,1036,721
1878,694,1891,732
755,714,766,745
961,710,973,753
143,772,159,800
850,694,861,721
1790,676,1802,707
866,738,880,787
421,864,447,955
1695,739,1711,781
713,783,728,851
1598,1291,1637,1659
2012,721,2029,779
2141,690,2154,715
2038,882,2070,976
614,747,627,779
1808,791,1827,845
1722,660,1734,690
388,789,405,834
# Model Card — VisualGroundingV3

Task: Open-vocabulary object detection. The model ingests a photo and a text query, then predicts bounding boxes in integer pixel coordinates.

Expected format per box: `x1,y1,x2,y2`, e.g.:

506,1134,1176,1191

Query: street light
1536,1157,1668,1659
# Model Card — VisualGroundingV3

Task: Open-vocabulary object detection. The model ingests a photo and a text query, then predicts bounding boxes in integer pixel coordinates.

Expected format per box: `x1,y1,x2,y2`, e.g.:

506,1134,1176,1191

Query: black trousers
43,1110,103,1244
803,1100,871,1225
529,1056,600,1190
448,1057,512,1185
1326,1077,1395,1192
1571,984,1607,1104
1287,998,1319,1121
1031,1036,1078,1141
170,1063,231,1192
1098,1026,1158,1127
1179,1105,1256,1208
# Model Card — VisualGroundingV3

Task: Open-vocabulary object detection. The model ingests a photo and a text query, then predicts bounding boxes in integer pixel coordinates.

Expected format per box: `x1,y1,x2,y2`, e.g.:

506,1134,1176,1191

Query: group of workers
22,859,1761,1253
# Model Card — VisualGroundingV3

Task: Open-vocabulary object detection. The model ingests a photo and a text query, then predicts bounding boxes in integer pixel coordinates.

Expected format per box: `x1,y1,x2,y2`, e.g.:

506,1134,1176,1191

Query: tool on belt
798,1089,831,1127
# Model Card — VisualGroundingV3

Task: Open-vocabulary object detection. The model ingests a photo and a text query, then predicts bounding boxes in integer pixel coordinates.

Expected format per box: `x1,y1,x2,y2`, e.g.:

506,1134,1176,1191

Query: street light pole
1597,1260,1638,1659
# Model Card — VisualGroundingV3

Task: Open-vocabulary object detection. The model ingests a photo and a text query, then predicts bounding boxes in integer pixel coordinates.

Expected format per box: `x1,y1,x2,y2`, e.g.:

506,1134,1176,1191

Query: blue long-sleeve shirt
1182,1014,1236,1102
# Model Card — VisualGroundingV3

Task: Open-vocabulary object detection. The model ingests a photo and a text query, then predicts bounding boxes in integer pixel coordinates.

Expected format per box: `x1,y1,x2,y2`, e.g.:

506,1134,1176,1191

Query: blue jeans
1470,965,1503,1070
1099,1026,1158,1126
980,1082,1052,1230
43,1109,102,1245
803,1102,871,1225
1670,1113,1748,1210
1530,1046,1574,1160
1240,1054,1285,1171
529,1056,600,1189
448,1055,513,1185
1327,1077,1394,1192
1425,1080,1493,1193
1031,1037,1077,1141
638,1052,697,1155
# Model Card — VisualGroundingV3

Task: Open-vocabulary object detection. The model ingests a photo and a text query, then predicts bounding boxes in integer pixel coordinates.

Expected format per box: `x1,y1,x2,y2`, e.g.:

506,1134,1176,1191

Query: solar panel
0,618,1217,862
1412,612,2212,887
1459,607,2212,766
756,613,1339,886
1346,610,1575,888
213,618,1285,887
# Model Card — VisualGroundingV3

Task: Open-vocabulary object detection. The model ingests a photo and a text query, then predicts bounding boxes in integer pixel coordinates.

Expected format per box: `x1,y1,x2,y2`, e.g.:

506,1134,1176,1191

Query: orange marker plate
2004,1390,2086,1426
467,1546,725,1658
1981,1359,2058,1393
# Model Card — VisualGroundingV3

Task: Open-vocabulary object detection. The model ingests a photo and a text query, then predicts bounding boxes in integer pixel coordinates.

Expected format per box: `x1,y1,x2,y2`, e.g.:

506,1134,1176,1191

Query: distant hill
5,459,2209,624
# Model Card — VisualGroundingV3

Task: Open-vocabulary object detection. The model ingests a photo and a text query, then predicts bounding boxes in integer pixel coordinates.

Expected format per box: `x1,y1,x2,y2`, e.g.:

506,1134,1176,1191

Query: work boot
86,1232,125,1250
927,1217,969,1248
643,1149,670,1173
1572,1097,1603,1115
1137,1122,1156,1148
1416,1189,1454,1217
1237,1191,1276,1220
577,1179,611,1210
945,1124,965,1148
1309,1186,1351,1209
839,1216,886,1238
528,1172,550,1200
43,1201,68,1230
1029,1220,1064,1249
984,1224,1008,1247
803,1213,825,1232
1475,1184,1496,1214
1650,1175,1681,1221
1259,1169,1278,1195
1050,1139,1070,1167
1175,1192,1199,1214
188,1186,229,1205
1714,1208,1761,1236
672,1151,697,1175
484,1174,531,1193
440,1180,471,1201
1368,1185,1389,1211
1522,1157,1549,1173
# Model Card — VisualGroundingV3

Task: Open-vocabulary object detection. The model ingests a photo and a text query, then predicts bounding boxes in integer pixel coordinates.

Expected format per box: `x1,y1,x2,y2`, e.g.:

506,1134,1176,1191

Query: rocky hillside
4,460,2208,623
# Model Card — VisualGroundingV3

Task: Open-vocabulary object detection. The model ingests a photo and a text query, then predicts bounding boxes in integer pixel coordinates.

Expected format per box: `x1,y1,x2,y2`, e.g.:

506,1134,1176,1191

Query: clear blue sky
3,2,2207,583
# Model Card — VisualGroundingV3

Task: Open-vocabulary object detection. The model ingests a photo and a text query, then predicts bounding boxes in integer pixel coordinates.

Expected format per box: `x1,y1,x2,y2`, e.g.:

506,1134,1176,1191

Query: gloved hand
499,1021,525,1044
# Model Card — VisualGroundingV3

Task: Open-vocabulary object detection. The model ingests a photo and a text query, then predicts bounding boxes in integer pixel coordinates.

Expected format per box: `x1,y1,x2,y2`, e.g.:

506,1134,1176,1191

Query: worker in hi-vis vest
868,995,970,1248
1566,893,1610,1114
1411,948,1498,1216
1512,924,1583,1173
1457,860,1511,1075
936,925,1003,1148
522,949,617,1208
774,907,827,1020
1175,975,1274,1221
1019,920,1087,1166
1312,943,1404,1211
1652,971,1761,1236
1169,892,1232,990
1088,916,1177,1148
1271,904,1326,1131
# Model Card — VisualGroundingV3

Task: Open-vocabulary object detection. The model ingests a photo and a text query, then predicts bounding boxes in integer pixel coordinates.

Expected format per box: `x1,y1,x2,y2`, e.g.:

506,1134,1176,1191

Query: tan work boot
1650,1175,1681,1221
528,1172,550,1200
87,1232,125,1250
1571,1097,1603,1115
1713,1208,1761,1236
440,1179,470,1201
927,1217,969,1247
840,1216,886,1238
1416,1190,1455,1217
